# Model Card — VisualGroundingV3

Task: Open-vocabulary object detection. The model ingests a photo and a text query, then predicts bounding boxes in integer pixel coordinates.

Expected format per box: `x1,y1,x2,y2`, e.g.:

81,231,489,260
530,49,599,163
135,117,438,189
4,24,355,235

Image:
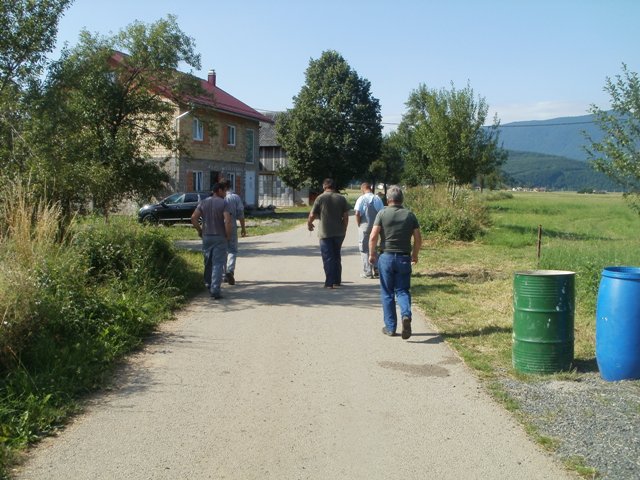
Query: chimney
207,69,216,86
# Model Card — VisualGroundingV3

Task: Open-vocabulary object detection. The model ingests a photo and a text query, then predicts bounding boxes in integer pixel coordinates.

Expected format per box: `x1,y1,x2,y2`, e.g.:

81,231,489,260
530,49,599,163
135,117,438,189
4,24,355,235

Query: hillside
497,114,605,161
502,150,620,191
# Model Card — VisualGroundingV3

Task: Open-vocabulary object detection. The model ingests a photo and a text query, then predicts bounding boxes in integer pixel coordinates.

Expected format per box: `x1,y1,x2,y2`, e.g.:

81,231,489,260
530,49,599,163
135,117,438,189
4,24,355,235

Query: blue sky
53,0,640,129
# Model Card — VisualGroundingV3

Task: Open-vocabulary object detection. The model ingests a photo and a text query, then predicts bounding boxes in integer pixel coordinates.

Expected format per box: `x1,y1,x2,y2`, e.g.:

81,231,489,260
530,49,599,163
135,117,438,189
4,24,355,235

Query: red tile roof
190,77,274,124
109,51,273,124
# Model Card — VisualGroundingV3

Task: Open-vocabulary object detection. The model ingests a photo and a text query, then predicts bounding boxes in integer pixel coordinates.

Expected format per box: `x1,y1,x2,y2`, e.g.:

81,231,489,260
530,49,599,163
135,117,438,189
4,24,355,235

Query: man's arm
354,196,362,226
235,197,247,237
307,211,316,231
368,225,381,265
191,209,203,237
411,228,422,264
224,211,232,241
342,211,349,230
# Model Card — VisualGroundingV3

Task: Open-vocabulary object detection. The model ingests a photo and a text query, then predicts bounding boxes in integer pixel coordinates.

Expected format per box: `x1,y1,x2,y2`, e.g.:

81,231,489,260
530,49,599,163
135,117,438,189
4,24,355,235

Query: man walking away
307,178,350,289
191,183,232,299
354,182,384,279
368,185,422,339
223,180,247,285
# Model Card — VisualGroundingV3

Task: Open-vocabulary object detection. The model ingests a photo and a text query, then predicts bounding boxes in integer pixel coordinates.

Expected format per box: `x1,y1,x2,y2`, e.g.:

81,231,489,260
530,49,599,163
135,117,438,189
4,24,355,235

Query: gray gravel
500,372,640,479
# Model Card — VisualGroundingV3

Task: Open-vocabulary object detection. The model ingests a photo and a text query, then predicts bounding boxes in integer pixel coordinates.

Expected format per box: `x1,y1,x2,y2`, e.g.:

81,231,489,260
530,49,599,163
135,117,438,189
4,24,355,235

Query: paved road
17,219,571,479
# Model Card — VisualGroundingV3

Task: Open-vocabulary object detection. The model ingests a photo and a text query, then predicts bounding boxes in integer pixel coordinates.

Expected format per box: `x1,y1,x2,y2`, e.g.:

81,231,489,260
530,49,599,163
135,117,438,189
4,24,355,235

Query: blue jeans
377,252,413,332
319,235,345,287
203,235,228,295
226,227,238,274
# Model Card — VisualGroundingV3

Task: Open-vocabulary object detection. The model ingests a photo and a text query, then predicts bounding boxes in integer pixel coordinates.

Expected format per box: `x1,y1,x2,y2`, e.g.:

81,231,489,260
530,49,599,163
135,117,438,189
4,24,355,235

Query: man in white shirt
222,180,247,285
354,182,384,279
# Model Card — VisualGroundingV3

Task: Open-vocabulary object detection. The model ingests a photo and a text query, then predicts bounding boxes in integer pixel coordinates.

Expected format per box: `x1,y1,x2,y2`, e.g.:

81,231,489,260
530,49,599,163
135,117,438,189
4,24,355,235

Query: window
226,125,236,146
245,129,255,163
192,171,203,191
226,172,236,191
193,118,204,141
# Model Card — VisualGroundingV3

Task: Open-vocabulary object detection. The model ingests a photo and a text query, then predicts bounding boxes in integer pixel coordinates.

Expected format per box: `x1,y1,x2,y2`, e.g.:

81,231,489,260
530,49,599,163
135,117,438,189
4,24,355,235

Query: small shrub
405,185,491,241
483,191,514,201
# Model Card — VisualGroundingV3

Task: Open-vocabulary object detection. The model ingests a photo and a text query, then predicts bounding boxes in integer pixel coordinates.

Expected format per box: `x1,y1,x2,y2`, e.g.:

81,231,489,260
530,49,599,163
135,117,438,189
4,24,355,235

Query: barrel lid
515,270,575,276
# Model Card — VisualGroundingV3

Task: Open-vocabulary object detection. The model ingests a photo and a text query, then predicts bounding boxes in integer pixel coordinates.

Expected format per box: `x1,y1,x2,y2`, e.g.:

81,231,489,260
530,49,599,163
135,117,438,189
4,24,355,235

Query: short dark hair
323,178,335,190
212,182,225,193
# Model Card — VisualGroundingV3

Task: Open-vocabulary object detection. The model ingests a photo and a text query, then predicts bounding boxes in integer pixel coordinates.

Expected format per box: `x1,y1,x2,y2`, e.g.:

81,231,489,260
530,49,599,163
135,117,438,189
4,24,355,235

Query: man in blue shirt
222,180,247,285
354,182,384,279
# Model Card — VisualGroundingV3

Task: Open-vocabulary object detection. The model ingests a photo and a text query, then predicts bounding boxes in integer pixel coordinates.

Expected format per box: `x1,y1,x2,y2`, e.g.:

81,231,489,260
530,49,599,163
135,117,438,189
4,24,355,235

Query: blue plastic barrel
595,266,640,381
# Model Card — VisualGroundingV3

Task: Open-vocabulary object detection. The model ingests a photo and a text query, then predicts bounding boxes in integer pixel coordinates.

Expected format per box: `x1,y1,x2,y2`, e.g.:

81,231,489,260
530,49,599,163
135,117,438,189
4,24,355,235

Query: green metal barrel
512,270,575,374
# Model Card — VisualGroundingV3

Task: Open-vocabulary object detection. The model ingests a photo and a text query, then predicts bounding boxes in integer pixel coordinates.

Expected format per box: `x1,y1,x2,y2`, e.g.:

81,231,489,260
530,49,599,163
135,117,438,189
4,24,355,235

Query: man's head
322,178,336,191
386,185,403,205
222,180,232,193
212,183,226,198
360,182,372,193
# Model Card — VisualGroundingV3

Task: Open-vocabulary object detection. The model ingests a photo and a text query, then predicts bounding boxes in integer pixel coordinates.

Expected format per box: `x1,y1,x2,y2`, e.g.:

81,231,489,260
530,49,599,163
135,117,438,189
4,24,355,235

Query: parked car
138,192,211,224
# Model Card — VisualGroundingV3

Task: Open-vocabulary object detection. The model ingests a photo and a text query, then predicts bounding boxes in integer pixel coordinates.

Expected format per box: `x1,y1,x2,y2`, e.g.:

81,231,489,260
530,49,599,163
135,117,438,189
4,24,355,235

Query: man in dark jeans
191,183,232,299
307,178,349,289
368,185,422,339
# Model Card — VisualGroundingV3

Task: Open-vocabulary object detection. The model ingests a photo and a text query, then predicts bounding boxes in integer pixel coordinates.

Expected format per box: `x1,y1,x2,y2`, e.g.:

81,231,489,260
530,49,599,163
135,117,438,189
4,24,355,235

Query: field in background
411,191,640,377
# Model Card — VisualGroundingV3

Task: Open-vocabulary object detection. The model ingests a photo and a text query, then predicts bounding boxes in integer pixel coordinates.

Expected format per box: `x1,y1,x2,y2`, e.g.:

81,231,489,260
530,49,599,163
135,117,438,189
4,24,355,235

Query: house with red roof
105,51,273,208
166,69,274,206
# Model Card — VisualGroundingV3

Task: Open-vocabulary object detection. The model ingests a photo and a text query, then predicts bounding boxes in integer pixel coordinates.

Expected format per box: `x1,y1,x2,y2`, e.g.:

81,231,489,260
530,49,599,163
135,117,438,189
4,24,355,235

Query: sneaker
227,272,235,285
381,326,396,337
401,316,412,339
211,291,223,300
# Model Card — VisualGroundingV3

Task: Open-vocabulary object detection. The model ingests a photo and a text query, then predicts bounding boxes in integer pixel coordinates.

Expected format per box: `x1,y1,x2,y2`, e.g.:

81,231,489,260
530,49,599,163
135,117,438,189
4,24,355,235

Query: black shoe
382,327,396,337
227,272,235,285
211,291,223,299
401,316,412,339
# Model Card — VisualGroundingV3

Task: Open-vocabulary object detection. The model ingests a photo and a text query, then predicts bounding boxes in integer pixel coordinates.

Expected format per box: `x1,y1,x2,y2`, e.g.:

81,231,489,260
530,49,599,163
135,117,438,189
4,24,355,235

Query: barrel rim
602,266,640,279
514,270,575,276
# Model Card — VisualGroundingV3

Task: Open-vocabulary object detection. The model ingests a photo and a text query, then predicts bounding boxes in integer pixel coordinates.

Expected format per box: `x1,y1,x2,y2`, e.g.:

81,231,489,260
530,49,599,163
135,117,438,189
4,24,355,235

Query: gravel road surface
16,219,571,479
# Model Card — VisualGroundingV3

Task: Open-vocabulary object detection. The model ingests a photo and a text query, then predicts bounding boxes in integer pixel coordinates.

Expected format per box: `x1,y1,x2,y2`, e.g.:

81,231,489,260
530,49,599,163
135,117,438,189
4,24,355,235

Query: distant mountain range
497,113,604,162
495,114,619,191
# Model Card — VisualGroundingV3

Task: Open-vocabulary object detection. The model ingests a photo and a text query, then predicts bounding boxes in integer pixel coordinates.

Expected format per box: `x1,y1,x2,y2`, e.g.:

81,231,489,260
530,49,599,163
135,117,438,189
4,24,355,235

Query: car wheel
141,213,158,224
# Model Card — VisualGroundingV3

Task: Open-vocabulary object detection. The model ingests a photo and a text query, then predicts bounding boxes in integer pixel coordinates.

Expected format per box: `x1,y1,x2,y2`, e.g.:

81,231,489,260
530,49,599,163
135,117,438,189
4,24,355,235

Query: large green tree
585,63,640,212
0,0,72,173
397,82,506,195
25,15,203,217
276,50,382,191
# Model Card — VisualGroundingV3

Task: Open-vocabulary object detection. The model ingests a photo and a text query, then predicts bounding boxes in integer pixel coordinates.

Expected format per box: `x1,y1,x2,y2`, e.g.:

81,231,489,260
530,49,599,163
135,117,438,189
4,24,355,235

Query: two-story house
163,70,274,207
258,111,309,206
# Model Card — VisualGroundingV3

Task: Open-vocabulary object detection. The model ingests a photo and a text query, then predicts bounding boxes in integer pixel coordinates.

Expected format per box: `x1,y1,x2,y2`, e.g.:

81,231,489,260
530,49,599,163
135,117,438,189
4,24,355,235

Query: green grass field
412,191,640,378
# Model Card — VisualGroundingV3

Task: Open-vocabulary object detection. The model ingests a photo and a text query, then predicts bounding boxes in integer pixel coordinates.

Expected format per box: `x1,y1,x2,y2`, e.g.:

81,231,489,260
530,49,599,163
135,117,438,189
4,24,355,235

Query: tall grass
0,182,202,475
412,191,640,373
0,181,67,369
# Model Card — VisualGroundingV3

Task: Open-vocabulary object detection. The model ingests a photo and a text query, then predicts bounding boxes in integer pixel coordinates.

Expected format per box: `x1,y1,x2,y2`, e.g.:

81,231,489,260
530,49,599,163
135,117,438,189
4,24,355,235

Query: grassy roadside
410,191,639,476
412,191,640,377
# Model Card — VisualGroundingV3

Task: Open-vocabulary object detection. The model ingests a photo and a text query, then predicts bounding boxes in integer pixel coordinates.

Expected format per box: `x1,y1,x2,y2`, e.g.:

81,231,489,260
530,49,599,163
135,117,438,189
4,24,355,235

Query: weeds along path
16,216,571,479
